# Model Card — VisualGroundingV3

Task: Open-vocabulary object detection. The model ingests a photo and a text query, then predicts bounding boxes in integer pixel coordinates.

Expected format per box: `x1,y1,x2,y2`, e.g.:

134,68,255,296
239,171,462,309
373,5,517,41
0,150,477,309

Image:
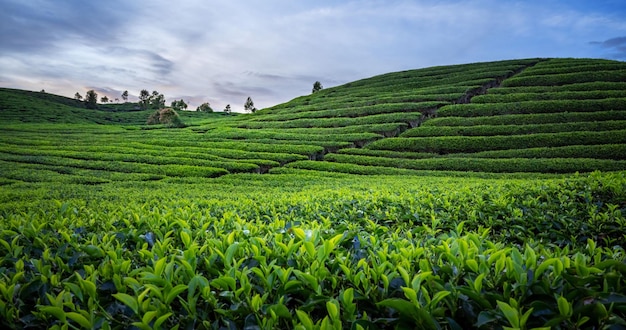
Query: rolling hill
1,58,625,184
1,58,626,329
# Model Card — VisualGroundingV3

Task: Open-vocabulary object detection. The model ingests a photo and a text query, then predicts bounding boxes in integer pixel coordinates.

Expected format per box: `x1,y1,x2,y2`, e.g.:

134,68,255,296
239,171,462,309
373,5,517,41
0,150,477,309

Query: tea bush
437,98,626,117
366,130,626,154
401,121,626,137
422,111,626,127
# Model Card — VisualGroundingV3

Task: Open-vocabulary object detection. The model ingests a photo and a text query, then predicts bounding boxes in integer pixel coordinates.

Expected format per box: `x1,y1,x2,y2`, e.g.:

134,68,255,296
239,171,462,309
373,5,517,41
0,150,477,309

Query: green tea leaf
292,228,306,241
113,293,139,315
497,300,519,328
66,311,92,328
296,309,314,329
557,296,572,317
225,242,239,266
166,284,188,305
327,300,340,321
154,312,172,329
38,306,66,323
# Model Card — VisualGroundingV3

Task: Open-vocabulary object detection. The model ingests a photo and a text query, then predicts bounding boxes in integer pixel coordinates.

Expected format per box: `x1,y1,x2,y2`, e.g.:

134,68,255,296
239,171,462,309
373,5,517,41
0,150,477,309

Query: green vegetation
401,121,626,137
437,98,626,117
1,58,626,328
2,173,625,328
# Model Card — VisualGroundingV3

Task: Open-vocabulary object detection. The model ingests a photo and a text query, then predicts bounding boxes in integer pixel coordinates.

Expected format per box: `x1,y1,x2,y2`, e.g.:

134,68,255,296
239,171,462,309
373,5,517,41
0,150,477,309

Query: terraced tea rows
292,58,626,175
1,58,626,329
0,125,326,184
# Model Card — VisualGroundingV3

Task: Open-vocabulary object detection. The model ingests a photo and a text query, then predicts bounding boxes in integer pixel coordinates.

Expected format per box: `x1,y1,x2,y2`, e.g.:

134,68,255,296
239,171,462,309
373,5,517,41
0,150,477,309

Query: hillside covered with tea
1,58,625,329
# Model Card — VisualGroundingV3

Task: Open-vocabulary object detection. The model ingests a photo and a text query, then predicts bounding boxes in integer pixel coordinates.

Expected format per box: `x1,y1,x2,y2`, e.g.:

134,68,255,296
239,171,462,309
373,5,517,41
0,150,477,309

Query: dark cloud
0,0,133,54
104,47,174,76
243,71,342,87
243,71,287,81
590,36,626,59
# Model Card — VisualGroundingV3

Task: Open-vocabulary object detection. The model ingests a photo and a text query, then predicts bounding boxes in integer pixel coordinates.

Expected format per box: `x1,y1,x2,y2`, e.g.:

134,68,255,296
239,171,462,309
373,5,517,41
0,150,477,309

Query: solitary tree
139,89,150,109
244,97,257,113
223,104,231,115
85,90,98,109
100,96,109,103
74,92,82,101
196,102,213,112
312,81,323,93
121,90,129,102
171,99,188,111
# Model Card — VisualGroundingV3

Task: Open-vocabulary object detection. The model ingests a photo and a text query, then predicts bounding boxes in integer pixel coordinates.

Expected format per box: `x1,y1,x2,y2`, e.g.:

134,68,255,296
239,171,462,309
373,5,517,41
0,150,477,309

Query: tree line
72,81,323,113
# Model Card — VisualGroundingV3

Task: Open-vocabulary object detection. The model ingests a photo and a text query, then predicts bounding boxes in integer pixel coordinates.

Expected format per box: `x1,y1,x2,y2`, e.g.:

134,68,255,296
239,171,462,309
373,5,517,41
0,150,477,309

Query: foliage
367,129,626,154
146,108,185,128
196,102,213,112
244,97,257,113
1,57,626,328
312,81,323,93
437,98,626,117
422,111,626,127
139,90,150,110
121,90,129,102
401,121,626,137
150,91,165,110
85,90,98,109
170,99,188,111
224,104,232,115
1,172,625,328
324,152,626,173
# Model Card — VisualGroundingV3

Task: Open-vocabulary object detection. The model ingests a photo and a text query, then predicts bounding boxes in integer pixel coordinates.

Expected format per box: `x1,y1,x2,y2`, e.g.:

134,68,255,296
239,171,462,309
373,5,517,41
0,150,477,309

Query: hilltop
1,57,625,183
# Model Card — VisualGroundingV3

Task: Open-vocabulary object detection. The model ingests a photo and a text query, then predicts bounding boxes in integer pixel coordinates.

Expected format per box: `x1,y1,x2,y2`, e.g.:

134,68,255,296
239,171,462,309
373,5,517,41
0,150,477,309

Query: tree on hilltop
150,90,165,109
139,89,150,109
74,92,82,101
121,90,129,102
223,104,231,115
85,90,98,109
171,99,188,111
244,96,257,113
312,81,323,93
196,102,213,112
100,96,109,103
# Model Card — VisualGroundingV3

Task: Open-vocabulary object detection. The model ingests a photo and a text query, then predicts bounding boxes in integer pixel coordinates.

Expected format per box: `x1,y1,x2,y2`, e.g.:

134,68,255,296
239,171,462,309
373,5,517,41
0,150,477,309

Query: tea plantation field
1,58,625,329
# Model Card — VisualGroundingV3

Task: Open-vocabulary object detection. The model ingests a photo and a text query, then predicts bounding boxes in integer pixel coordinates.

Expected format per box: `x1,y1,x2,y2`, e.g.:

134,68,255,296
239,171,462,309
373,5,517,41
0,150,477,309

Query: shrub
146,108,186,127
472,90,626,103
325,153,626,173
501,70,626,87
487,82,626,94
422,111,626,127
401,120,626,137
437,98,626,117
366,129,626,153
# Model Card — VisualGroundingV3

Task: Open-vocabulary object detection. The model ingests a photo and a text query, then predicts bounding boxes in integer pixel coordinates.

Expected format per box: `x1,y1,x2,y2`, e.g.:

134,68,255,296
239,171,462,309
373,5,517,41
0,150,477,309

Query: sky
1,0,625,112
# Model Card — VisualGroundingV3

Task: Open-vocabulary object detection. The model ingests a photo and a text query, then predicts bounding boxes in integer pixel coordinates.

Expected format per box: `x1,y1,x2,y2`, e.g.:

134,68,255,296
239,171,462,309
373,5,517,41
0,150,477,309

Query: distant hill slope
0,58,625,184
0,88,155,125
244,58,625,175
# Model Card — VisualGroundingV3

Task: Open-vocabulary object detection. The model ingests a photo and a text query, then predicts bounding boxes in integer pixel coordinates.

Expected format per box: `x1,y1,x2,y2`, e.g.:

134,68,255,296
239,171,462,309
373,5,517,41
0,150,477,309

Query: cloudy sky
1,0,625,112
